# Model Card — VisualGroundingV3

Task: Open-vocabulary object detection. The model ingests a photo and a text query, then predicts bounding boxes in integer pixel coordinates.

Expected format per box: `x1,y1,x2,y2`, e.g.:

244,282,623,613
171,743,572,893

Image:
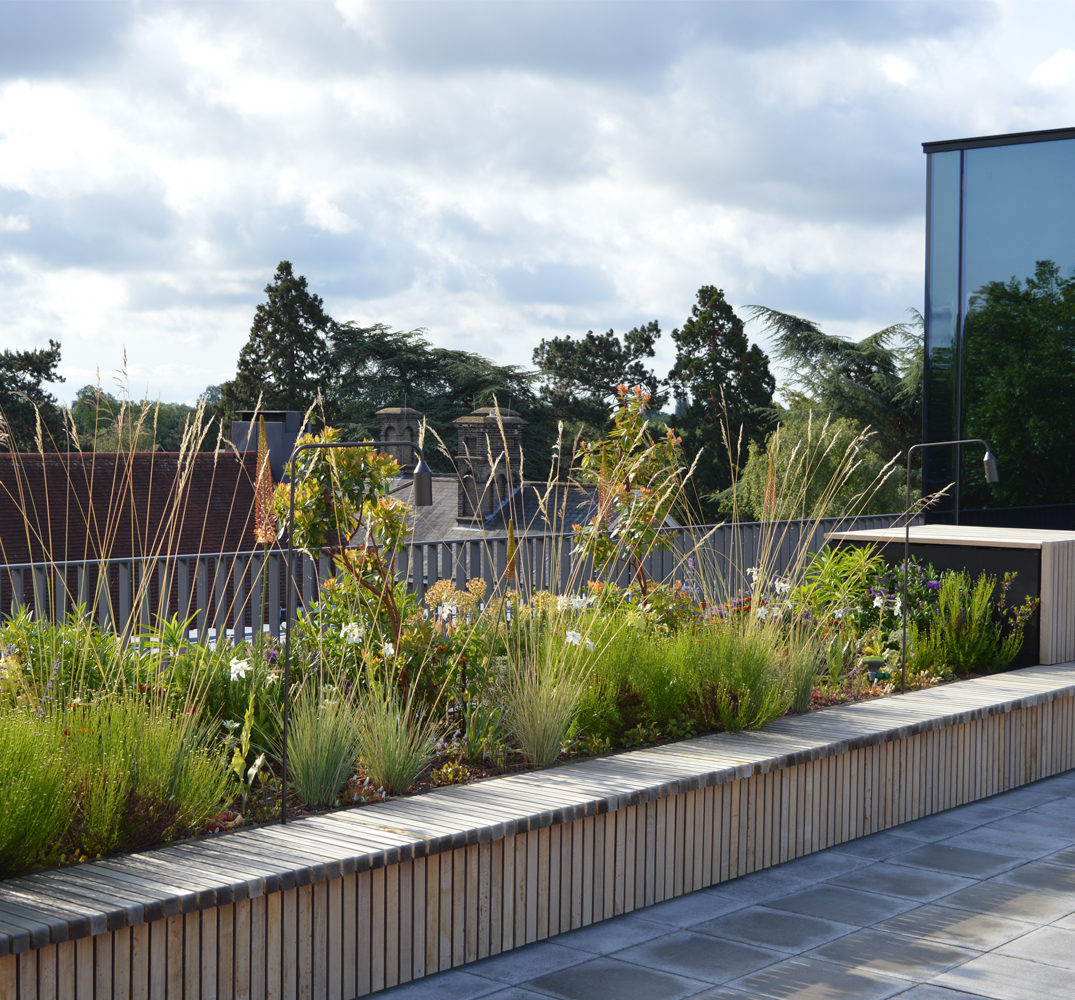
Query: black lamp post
280,440,433,823
901,438,999,692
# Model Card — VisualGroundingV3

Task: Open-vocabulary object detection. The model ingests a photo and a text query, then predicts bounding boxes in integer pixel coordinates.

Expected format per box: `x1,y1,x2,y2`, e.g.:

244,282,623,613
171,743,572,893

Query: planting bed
2,662,1074,999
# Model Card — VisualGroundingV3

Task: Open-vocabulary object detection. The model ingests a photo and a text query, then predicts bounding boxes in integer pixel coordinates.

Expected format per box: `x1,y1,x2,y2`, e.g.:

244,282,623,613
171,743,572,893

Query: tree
961,260,1075,509
0,339,64,451
668,287,775,516
69,385,202,453
327,322,553,470
532,322,666,432
722,411,903,522
221,261,335,414
748,306,921,465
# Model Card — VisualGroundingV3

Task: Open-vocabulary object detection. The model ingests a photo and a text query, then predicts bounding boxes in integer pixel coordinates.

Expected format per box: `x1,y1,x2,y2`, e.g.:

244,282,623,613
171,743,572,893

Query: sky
3,0,1075,408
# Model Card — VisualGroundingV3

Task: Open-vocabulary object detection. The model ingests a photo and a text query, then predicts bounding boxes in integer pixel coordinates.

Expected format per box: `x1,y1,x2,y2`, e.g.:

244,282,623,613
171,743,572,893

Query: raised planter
2,664,1074,999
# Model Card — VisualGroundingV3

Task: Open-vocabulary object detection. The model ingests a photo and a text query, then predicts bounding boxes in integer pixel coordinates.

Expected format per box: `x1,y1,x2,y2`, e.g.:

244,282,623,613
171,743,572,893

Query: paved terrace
377,770,1075,1000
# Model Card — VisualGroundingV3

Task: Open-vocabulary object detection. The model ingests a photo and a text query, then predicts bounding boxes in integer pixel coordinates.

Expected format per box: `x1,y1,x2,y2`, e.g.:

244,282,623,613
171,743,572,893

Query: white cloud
1031,49,1075,89
2,0,1075,408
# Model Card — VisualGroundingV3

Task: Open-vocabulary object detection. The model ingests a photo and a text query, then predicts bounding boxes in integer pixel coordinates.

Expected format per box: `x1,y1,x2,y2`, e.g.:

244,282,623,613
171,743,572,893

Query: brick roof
0,451,259,566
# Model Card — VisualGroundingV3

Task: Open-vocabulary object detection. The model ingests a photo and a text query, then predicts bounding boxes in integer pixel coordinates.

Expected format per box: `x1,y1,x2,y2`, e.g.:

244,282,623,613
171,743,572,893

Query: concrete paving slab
808,927,979,981
829,862,976,902
641,888,754,927
994,925,1075,970
874,902,1037,951
611,929,782,985
893,987,993,999
932,951,1075,1000
766,884,917,926
693,905,856,953
464,941,589,985
995,860,1075,894
933,881,1075,924
527,955,709,1000
377,969,502,999
937,827,1070,861
892,843,1021,879
830,830,922,859
551,912,667,955
729,955,909,999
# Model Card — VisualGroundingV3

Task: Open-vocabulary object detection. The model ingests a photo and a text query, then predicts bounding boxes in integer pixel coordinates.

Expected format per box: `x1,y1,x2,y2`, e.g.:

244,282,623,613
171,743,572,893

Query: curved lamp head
983,448,999,484
412,457,434,507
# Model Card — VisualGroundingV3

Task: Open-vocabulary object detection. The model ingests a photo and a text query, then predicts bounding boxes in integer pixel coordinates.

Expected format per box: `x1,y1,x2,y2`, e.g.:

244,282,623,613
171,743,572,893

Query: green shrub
693,624,790,731
910,570,1036,677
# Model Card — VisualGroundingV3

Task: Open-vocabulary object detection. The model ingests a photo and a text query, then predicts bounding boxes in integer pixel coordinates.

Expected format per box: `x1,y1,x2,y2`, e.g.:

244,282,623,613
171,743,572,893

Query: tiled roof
0,451,258,566
402,474,604,542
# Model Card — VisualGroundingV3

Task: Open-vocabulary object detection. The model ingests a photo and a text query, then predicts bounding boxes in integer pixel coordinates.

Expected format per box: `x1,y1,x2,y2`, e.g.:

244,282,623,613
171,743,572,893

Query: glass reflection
924,149,961,502
925,135,1075,519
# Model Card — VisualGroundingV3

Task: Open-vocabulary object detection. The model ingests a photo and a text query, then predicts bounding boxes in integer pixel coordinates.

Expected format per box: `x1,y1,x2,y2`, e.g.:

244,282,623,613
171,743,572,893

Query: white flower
756,605,770,621
440,604,458,623
341,622,365,644
834,608,846,620
229,657,249,682
872,593,886,609
585,638,595,651
773,577,791,595
557,594,593,612
565,630,582,646
892,597,902,617
382,641,395,658
747,566,760,584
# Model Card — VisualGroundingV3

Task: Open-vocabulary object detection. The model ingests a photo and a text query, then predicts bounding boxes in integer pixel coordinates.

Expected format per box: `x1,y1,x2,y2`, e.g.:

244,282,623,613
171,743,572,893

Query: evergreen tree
668,287,775,517
532,322,666,433
221,261,335,413
0,339,64,451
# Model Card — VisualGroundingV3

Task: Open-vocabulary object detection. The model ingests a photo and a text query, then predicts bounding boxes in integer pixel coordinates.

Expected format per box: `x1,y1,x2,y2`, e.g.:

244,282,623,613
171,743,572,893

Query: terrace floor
377,767,1075,1000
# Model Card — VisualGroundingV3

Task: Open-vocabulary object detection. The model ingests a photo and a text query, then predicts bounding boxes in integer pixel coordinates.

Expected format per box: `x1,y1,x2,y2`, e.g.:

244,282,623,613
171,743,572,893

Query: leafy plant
910,570,1037,677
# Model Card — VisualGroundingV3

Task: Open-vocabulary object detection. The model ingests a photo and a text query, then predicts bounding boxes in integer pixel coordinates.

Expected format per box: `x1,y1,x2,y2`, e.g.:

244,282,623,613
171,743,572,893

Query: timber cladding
2,664,1074,999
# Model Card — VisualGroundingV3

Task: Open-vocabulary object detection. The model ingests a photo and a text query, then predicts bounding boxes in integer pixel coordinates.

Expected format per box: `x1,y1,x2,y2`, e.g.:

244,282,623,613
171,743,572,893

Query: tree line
2,259,924,522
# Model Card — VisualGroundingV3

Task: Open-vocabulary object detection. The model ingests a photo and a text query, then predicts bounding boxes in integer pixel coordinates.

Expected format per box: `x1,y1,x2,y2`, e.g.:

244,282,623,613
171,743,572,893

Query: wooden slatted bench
2,663,1074,999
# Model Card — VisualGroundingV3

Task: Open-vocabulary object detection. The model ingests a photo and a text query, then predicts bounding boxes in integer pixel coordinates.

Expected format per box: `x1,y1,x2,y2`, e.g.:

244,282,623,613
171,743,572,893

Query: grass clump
279,684,359,808
0,710,71,876
354,682,440,795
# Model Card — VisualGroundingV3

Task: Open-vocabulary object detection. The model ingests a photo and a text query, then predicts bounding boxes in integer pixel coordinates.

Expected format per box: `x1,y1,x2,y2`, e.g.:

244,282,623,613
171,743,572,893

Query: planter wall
2,664,1074,999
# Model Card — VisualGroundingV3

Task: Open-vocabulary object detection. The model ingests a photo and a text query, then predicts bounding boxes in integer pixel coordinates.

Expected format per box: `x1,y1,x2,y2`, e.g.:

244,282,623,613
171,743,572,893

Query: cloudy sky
3,0,1075,406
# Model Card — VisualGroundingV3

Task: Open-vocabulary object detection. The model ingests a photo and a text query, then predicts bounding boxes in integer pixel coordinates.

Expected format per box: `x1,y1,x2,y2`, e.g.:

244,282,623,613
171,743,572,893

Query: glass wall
923,130,1075,525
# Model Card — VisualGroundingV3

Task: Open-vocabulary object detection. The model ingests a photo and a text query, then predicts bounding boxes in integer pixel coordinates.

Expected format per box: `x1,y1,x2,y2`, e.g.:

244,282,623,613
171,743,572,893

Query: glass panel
923,149,961,507
961,139,1075,511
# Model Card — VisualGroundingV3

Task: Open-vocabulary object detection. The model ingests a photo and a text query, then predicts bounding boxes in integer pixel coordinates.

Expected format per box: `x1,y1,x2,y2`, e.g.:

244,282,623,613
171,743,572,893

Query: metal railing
0,513,909,641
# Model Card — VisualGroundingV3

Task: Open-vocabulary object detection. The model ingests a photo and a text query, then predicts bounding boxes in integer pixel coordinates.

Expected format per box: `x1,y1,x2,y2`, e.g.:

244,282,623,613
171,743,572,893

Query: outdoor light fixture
280,439,433,824
901,438,998,692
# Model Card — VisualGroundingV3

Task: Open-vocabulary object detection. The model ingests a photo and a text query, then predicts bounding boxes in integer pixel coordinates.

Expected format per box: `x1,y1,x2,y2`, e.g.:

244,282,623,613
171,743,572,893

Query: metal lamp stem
280,439,433,825
902,438,997,694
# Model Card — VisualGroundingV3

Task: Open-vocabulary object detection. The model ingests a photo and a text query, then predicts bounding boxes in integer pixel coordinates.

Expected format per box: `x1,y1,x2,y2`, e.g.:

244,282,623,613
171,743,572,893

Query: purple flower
926,580,941,591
